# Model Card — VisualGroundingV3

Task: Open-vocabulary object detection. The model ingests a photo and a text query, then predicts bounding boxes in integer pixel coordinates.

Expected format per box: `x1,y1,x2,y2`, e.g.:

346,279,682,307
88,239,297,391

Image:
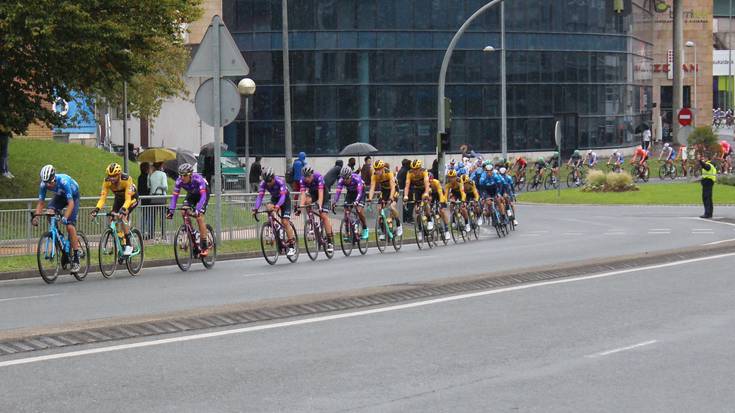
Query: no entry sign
678,108,693,127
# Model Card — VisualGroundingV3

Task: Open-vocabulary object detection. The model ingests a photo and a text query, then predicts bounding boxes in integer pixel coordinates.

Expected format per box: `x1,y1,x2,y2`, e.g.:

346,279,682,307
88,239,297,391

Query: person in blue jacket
291,151,307,191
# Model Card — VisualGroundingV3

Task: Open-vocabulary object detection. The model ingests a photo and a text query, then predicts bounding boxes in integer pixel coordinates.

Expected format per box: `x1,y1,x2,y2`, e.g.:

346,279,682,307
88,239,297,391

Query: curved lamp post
437,0,505,176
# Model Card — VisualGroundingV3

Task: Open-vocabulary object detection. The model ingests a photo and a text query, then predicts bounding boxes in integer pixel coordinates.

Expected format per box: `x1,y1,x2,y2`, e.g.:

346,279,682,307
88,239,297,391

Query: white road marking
603,232,626,235
0,252,733,369
520,234,542,237
585,340,658,358
691,218,735,227
705,238,735,246
562,232,584,236
649,228,671,231
0,293,61,303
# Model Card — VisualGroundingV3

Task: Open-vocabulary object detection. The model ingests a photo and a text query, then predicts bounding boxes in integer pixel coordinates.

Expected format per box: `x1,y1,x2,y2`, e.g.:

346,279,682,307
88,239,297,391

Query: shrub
687,126,720,158
606,171,634,191
587,170,607,187
720,175,735,187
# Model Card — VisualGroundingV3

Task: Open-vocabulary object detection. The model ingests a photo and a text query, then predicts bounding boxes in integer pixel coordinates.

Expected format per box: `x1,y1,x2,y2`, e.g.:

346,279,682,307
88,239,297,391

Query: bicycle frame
303,203,327,247
376,199,395,240
42,214,69,261
97,212,141,258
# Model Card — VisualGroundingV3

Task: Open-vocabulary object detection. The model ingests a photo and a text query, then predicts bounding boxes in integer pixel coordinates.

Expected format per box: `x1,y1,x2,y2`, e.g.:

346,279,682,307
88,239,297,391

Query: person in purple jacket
167,163,211,256
295,165,334,253
251,167,296,257
332,167,369,240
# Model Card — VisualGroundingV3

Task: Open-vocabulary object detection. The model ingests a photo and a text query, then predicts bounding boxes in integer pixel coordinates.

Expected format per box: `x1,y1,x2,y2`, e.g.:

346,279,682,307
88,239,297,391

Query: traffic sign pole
213,19,222,244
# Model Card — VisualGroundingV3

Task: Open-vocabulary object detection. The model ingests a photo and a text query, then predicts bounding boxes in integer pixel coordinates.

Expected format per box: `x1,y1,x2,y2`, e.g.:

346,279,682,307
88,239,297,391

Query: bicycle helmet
106,163,122,177
373,160,385,170
573,150,580,156
460,175,471,184
537,157,544,162
587,150,593,155
302,165,314,176
446,169,457,178
178,163,194,176
554,151,560,157
484,164,493,171
340,166,353,179
410,159,423,170
449,159,456,165
40,165,55,183
663,143,670,148
499,167,507,174
261,167,275,181
497,158,506,165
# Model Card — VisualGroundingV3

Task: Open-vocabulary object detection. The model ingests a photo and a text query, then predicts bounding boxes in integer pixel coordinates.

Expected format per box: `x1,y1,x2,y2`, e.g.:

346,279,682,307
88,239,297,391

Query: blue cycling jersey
39,174,80,201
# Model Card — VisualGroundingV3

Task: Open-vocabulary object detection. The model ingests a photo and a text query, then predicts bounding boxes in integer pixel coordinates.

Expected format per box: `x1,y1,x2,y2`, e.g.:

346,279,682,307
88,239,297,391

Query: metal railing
0,192,385,257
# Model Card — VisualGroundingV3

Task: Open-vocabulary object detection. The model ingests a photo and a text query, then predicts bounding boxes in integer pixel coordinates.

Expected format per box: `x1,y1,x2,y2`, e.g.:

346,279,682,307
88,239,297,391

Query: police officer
699,154,717,219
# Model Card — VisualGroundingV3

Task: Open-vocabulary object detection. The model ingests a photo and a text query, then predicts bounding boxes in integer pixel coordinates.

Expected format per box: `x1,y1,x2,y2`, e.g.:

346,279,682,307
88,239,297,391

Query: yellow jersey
463,181,480,201
444,180,466,202
95,174,138,210
429,179,447,203
371,171,395,190
406,170,429,190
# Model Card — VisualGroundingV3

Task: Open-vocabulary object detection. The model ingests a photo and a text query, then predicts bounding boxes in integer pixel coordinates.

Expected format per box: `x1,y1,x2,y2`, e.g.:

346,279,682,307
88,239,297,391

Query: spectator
642,127,652,151
430,158,439,180
291,152,306,191
128,143,136,162
348,157,357,172
324,159,344,191
360,156,372,183
138,163,152,239
396,159,413,223
0,128,12,179
148,162,169,240
249,156,262,193
699,154,716,219
202,155,214,187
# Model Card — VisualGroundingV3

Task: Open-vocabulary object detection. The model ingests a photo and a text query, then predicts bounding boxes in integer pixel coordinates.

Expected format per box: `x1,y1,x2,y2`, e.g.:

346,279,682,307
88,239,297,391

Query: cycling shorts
306,189,330,213
270,194,292,219
112,194,139,214
184,190,210,214
345,190,365,208
48,194,80,225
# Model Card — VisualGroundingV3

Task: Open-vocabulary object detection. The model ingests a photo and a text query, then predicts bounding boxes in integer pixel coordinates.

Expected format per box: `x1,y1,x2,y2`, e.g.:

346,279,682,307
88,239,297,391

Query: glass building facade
223,0,653,156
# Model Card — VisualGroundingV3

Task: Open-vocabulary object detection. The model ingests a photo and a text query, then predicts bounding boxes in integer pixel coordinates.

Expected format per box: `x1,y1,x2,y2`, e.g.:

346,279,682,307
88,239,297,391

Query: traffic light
439,131,451,152
444,97,453,130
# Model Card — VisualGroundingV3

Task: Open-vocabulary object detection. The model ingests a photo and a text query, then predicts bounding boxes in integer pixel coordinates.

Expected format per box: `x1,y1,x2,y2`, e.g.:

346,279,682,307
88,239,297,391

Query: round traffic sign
678,108,693,127
194,78,242,127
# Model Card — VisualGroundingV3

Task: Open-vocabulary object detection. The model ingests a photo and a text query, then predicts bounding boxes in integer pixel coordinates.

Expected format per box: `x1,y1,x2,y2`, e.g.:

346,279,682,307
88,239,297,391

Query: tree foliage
0,0,201,134
687,126,720,158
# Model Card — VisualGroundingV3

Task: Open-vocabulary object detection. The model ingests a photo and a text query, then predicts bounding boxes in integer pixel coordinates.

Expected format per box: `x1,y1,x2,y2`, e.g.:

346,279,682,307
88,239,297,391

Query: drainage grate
0,244,732,357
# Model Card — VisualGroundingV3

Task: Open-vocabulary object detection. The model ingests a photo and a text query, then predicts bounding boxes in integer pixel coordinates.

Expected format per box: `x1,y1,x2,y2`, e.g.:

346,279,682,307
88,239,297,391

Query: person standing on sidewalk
249,156,262,193
0,128,13,179
148,162,169,240
699,154,716,219
642,127,652,151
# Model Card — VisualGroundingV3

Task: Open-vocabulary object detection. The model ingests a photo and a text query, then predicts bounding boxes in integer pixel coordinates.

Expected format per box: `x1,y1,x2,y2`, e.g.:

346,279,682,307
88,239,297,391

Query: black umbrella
339,142,378,156
199,142,228,157
634,123,651,134
163,148,198,176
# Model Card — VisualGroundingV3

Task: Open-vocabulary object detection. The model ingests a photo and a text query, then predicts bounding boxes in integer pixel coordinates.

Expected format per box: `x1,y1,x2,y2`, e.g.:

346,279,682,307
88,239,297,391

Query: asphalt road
1,205,734,332
1,249,733,412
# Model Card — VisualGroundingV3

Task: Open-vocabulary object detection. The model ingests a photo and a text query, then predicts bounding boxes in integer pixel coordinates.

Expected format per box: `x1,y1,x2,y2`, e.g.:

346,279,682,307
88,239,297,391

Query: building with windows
220,0,653,158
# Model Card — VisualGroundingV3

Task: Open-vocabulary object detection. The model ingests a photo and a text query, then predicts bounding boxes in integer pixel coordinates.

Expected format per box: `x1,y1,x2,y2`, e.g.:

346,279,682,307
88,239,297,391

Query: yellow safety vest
702,162,717,183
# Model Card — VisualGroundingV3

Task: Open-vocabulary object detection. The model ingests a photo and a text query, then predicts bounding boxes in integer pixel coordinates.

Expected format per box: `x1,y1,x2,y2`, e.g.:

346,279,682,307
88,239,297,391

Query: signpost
677,107,693,127
186,15,250,243
554,121,562,198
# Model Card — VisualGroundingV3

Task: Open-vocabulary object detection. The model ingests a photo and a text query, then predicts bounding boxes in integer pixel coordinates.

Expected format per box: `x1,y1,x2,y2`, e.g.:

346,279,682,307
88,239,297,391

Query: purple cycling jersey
299,172,325,193
333,173,364,204
169,173,208,211
254,176,289,210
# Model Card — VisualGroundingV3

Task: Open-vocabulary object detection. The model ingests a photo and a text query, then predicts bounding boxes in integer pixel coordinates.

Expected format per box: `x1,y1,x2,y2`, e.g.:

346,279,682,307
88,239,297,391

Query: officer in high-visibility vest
699,154,717,219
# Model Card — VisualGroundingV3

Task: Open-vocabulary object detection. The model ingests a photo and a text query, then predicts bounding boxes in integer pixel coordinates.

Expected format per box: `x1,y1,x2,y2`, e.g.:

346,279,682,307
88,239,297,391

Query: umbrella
138,147,176,163
634,123,651,134
339,142,378,156
163,148,198,176
199,142,228,158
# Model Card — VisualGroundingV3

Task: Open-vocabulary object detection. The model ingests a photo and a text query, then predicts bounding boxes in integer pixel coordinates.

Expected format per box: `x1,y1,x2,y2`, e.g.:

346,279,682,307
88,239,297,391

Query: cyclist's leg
279,196,294,242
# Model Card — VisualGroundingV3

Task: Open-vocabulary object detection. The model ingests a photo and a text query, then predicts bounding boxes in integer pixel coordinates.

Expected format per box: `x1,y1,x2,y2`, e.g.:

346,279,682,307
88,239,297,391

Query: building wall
651,0,713,138
186,0,222,44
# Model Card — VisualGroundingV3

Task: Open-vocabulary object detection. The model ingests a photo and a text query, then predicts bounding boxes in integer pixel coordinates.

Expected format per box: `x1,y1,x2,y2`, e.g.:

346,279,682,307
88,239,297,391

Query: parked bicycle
372,199,403,252
254,208,298,265
300,203,333,261
32,210,90,284
334,203,368,256
95,211,144,278
173,206,216,271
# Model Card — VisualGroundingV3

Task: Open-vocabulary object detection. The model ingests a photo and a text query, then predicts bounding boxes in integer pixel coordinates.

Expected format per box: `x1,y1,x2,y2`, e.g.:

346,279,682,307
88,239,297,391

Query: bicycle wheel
375,215,388,253
413,215,425,249
357,218,368,255
642,166,650,182
174,225,193,271
425,218,436,249
36,232,60,284
123,228,144,275
392,217,403,251
438,217,449,245
260,222,279,265
630,166,640,183
73,232,90,281
670,165,678,179
339,218,354,256
201,224,217,269
566,171,576,188
304,218,320,260
286,221,300,263
470,214,479,240
98,229,118,278
658,164,666,180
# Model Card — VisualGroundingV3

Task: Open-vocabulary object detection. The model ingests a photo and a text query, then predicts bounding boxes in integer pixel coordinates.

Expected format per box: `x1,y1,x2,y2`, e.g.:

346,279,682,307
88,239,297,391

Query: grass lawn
517,182,735,205
0,139,174,205
0,238,263,274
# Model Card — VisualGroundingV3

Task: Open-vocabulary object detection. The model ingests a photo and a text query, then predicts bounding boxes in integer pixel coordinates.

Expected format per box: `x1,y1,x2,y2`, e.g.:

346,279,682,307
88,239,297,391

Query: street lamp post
437,0,505,177
686,41,697,120
483,41,507,161
282,0,293,173
238,78,257,175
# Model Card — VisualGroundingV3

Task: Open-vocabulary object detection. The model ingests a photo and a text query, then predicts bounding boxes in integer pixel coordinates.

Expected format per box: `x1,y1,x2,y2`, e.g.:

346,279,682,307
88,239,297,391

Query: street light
483,44,507,162
483,46,495,53
238,78,256,176
685,40,697,118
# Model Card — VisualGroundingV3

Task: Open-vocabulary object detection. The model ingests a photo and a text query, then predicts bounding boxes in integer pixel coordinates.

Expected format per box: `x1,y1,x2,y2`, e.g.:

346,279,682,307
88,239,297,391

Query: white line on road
1,252,733,369
0,293,61,303
649,228,671,231
585,340,658,358
705,238,735,246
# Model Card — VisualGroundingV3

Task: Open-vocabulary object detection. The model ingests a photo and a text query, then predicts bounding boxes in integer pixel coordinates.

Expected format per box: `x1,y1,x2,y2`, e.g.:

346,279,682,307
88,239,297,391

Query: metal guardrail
0,192,385,257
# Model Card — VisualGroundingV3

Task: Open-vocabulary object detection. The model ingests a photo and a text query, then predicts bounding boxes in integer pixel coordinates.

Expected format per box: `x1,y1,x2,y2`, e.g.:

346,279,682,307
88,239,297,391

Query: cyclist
607,150,624,171
252,167,296,257
33,165,82,273
720,140,733,173
90,163,139,256
461,173,481,233
403,159,432,232
167,163,212,257
428,172,450,241
456,161,468,177
548,151,560,184
630,145,649,177
333,166,369,240
567,150,584,185
481,164,506,220
512,156,527,183
445,169,469,227
296,165,334,253
658,142,676,174
368,160,403,238
498,167,519,226
585,150,598,169
678,144,689,177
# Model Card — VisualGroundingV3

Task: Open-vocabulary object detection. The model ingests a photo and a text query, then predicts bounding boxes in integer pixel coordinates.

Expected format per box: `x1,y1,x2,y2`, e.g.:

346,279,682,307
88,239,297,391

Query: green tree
687,126,720,158
0,0,201,135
